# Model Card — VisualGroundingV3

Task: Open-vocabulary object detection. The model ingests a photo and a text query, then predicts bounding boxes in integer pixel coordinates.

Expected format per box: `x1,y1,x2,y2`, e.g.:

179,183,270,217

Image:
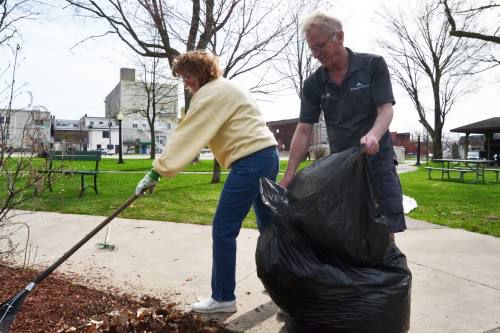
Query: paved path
4,211,500,333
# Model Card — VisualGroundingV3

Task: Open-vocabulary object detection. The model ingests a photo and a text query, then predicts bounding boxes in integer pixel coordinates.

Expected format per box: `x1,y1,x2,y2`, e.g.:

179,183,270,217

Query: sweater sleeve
152,93,224,177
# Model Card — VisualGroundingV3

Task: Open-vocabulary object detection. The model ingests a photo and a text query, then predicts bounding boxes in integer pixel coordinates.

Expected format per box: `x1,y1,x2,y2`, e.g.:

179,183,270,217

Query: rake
0,193,141,332
96,225,117,251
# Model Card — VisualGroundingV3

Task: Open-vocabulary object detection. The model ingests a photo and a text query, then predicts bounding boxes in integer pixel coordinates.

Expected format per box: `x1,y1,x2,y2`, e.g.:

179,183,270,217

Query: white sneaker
191,297,237,314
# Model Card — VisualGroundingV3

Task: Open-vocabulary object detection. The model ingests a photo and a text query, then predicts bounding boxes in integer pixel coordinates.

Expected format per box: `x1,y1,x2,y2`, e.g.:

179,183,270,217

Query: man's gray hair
301,12,343,38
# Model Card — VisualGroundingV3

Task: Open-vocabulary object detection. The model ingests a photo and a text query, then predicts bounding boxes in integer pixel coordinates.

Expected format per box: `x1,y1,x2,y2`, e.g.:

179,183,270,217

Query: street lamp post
415,135,421,166
116,111,124,164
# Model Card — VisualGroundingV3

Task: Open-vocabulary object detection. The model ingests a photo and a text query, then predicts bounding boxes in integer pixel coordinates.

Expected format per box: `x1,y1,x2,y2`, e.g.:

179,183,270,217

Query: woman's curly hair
172,50,222,87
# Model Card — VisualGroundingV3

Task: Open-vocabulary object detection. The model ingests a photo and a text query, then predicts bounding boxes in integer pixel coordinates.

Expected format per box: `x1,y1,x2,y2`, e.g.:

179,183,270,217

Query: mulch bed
0,265,225,332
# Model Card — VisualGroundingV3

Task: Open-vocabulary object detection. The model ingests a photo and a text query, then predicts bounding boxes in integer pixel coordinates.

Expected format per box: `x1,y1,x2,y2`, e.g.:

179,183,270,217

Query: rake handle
33,193,140,284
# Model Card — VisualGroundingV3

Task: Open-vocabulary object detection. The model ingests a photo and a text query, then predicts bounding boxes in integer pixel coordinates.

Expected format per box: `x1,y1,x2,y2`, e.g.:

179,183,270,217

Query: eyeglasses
309,32,336,53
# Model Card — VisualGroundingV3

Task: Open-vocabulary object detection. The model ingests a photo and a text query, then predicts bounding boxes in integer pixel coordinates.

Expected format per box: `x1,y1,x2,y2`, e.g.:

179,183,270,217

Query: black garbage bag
256,147,411,333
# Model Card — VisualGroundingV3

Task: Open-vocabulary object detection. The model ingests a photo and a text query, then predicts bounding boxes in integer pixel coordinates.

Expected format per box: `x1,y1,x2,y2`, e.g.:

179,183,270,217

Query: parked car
201,148,211,154
96,148,115,156
467,151,480,160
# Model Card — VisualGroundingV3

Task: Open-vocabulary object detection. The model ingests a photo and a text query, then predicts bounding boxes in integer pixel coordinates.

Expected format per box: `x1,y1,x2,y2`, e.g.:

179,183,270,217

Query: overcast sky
3,0,499,136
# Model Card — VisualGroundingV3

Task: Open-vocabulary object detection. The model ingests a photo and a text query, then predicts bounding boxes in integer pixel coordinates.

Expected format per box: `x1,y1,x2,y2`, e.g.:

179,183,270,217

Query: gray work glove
135,169,160,195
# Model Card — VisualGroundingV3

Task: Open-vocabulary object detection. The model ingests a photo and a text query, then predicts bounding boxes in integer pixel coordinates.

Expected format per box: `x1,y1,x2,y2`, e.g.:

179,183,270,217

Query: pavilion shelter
450,117,500,160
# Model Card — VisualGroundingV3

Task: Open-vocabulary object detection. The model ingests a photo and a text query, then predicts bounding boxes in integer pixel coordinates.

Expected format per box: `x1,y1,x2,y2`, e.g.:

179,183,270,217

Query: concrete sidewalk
4,211,500,333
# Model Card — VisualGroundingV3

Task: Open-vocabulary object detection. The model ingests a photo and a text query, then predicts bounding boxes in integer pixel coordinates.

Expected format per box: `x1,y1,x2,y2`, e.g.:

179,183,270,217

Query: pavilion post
464,133,469,159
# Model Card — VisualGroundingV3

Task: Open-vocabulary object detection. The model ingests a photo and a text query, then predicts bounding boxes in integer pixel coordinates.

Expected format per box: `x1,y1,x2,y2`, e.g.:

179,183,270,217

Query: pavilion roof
450,117,500,133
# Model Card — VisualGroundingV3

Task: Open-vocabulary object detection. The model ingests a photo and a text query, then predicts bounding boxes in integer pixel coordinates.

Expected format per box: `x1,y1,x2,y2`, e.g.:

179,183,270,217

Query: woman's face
180,72,200,94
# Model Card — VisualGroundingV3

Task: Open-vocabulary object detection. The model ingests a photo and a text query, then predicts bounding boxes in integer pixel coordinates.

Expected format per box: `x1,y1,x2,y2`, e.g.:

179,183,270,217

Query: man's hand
135,170,160,196
280,123,313,188
279,172,295,188
360,133,379,155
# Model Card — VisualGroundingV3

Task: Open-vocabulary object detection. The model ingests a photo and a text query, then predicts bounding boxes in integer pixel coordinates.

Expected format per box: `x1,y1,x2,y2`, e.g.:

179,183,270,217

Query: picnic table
426,159,498,183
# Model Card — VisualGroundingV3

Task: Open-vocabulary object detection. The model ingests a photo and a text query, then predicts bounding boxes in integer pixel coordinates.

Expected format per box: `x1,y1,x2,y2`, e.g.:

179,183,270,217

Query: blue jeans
211,146,279,301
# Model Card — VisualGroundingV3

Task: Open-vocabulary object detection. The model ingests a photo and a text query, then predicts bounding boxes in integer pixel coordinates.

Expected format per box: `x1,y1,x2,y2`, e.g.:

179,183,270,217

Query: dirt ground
0,264,225,333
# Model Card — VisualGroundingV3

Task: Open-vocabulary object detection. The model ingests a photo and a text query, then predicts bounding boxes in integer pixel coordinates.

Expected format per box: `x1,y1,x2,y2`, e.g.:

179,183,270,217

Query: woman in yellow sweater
135,50,279,313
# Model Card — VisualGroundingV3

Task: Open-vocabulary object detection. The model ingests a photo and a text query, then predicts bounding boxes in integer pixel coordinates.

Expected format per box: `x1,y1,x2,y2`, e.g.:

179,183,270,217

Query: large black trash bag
256,147,411,333
286,147,390,265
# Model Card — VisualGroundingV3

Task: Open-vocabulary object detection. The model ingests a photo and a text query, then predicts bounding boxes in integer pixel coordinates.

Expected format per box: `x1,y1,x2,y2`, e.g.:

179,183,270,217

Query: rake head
95,242,117,251
0,283,34,332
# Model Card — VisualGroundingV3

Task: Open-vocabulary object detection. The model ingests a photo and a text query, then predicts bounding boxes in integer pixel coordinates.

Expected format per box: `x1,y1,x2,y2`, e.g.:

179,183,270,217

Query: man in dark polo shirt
280,12,406,236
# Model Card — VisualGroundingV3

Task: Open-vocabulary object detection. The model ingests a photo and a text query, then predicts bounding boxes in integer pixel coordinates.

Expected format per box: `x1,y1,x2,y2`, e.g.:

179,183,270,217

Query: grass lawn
3,158,499,237
28,173,236,225
400,164,500,237
7,158,311,229
30,158,300,173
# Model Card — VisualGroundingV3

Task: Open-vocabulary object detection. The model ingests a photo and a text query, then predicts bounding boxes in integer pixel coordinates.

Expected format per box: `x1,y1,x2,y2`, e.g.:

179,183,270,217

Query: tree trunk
432,129,443,159
150,126,156,159
211,159,221,184
184,90,192,116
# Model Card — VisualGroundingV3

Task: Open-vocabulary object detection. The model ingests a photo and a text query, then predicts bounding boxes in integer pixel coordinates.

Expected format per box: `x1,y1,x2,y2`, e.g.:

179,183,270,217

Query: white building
311,114,330,158
51,116,121,153
104,68,178,154
53,119,87,152
80,115,120,152
0,109,51,151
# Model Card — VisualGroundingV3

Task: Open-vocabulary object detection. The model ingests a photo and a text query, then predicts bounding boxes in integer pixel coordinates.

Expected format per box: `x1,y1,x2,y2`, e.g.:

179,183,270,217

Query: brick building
266,118,299,151
391,132,415,154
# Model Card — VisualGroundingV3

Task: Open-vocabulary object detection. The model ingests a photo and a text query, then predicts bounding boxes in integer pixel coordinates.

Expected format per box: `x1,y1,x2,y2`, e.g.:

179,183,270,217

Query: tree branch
441,0,500,43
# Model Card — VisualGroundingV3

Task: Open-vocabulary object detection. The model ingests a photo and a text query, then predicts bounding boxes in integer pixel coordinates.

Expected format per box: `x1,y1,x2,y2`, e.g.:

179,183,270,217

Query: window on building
99,121,104,125
0,116,4,123
97,144,102,149
107,144,114,150
103,131,110,138
90,121,94,126
133,123,138,128
142,123,147,128
34,119,43,126
167,123,172,130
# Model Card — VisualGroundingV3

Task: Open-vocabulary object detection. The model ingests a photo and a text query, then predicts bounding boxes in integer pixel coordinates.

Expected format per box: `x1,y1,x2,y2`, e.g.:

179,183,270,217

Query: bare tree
272,0,328,98
277,18,317,98
64,0,240,112
381,0,491,158
441,0,500,44
441,0,500,67
65,0,239,65
126,55,178,159
206,0,294,183
1,44,55,262
0,0,37,46
212,0,293,89
0,0,45,262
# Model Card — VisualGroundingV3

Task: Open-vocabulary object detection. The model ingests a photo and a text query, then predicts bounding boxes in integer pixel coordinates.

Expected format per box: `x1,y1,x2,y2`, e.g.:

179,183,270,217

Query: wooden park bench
425,167,475,182
42,151,102,197
485,168,500,182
